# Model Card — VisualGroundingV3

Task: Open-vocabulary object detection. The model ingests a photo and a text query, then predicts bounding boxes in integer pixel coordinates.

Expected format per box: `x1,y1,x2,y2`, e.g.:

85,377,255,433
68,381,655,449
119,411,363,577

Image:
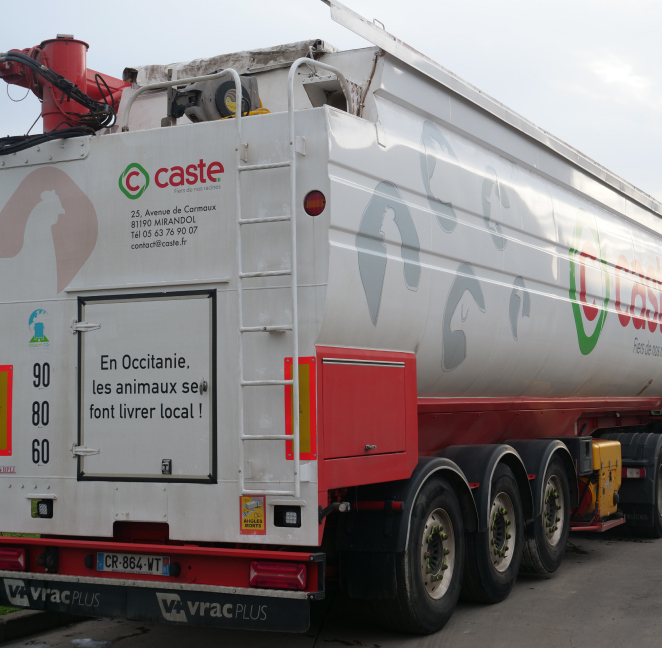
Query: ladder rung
239,161,290,172
241,379,293,387
241,434,292,441
239,215,291,225
240,325,292,333
242,489,296,496
240,269,291,279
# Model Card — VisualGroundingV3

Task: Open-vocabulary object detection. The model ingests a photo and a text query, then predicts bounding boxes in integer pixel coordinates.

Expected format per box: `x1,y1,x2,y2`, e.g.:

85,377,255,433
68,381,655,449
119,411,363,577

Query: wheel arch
507,439,578,518
440,444,533,530
336,456,477,555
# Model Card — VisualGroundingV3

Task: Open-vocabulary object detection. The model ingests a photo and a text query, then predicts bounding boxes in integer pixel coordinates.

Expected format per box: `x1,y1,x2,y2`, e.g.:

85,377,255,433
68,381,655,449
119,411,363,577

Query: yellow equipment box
592,439,622,518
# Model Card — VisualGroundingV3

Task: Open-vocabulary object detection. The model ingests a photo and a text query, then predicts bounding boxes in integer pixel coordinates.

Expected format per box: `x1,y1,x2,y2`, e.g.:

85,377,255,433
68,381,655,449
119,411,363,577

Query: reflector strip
285,357,317,460
0,366,12,457
0,547,26,571
249,561,307,591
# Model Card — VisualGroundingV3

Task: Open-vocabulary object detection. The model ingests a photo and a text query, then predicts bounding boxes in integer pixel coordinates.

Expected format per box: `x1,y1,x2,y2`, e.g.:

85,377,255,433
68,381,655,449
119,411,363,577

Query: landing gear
462,463,524,603
521,458,570,574
371,477,465,634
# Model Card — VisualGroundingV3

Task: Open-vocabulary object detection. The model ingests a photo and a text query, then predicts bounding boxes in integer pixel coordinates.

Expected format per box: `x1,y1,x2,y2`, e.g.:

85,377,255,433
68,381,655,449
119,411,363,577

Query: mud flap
0,574,310,632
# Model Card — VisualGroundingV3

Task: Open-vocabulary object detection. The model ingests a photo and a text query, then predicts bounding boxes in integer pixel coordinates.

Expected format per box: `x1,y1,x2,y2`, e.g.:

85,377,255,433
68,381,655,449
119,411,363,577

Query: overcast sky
2,0,661,200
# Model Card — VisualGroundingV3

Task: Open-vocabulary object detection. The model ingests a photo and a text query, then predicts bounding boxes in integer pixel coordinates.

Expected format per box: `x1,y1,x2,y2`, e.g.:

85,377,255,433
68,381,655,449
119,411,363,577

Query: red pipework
0,34,129,132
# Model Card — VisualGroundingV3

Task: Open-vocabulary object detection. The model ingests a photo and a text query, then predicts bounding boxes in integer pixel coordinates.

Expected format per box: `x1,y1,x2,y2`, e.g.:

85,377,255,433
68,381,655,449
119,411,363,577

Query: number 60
32,439,50,464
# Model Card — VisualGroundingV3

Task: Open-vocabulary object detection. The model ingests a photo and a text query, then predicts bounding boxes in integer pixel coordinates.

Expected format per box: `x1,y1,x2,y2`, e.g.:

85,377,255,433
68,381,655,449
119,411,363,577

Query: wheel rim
419,507,455,599
657,466,662,518
543,475,564,547
489,492,515,572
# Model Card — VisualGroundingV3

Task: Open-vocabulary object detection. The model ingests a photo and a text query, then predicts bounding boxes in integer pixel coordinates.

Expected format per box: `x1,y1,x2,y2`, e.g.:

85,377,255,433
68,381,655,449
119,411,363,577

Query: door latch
71,444,100,457
71,319,101,334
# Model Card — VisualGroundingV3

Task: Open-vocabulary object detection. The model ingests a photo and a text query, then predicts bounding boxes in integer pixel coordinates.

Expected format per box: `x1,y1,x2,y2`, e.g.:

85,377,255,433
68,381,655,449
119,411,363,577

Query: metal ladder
236,58,353,498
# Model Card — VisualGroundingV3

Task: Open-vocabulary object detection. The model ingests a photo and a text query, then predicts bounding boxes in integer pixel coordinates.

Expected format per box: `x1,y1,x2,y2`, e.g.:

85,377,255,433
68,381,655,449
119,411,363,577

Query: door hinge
71,444,100,457
71,319,101,334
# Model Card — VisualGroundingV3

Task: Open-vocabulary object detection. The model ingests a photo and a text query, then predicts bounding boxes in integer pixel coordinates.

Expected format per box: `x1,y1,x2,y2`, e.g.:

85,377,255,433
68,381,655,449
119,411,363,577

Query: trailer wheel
631,456,662,539
521,458,570,574
371,477,465,634
461,463,524,604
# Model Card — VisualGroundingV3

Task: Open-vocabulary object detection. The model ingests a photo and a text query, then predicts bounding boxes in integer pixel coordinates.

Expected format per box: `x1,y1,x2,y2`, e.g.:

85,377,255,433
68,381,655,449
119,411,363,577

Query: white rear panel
0,108,331,544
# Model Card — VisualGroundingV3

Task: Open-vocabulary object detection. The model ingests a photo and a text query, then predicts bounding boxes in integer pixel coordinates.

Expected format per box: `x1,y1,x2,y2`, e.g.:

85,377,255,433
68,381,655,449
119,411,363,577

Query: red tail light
303,190,326,216
0,547,26,571
249,561,307,591
622,467,647,479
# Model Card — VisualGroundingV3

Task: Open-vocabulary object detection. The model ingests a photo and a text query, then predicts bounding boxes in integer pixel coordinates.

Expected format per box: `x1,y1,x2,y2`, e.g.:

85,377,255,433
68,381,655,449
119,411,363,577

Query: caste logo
569,209,610,355
118,163,150,200
118,159,224,199
29,309,50,349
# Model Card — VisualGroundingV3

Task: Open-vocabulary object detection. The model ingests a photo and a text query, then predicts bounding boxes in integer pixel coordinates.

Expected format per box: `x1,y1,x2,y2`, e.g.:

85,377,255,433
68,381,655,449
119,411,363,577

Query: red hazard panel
322,359,406,459
0,366,12,457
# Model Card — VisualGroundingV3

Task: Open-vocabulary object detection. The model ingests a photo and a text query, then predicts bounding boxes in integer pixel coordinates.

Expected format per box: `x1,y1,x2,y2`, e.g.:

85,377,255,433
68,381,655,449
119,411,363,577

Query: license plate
96,552,171,576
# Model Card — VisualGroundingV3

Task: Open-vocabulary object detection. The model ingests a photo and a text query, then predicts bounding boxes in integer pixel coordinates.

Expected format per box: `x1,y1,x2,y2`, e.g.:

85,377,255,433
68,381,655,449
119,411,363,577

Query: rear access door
76,290,216,482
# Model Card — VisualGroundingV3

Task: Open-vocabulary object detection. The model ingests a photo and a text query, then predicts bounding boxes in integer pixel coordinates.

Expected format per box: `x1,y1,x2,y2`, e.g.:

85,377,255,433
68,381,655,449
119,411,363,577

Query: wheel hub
543,475,564,546
489,492,515,572
420,508,455,599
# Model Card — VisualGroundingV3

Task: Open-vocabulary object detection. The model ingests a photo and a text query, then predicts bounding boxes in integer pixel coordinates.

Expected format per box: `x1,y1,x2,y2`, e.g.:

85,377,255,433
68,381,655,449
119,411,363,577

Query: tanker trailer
0,0,661,636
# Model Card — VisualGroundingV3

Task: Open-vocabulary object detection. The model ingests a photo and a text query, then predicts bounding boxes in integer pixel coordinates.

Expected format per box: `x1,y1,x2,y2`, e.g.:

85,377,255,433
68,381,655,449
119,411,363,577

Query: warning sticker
0,366,12,457
240,495,266,535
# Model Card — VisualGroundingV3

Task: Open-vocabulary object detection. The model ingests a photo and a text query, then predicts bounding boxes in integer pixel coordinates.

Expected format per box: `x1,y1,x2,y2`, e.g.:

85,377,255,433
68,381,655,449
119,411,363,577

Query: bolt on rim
489,492,515,572
543,474,564,546
420,507,455,599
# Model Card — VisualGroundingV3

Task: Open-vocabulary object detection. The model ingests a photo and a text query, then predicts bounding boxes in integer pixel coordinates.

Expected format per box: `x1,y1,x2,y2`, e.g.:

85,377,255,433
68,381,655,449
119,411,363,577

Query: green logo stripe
119,163,150,200
568,209,610,355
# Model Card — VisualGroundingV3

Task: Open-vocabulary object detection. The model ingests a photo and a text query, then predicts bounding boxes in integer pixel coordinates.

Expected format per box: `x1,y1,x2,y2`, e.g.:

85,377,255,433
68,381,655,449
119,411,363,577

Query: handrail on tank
120,68,243,142
287,57,354,122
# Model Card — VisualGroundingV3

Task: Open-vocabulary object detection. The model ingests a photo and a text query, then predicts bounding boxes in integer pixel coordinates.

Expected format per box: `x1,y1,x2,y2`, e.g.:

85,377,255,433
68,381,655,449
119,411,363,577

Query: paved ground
2,527,661,648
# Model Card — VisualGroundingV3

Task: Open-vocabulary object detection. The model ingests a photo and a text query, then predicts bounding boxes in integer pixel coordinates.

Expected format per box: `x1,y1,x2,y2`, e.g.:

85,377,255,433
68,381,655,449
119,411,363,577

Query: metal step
239,161,290,172
239,215,291,225
241,379,293,387
240,325,292,333
242,489,296,496
239,269,291,279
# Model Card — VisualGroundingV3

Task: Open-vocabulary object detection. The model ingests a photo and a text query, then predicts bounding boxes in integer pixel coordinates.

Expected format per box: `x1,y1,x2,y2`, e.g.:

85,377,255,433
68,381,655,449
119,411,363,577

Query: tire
630,456,662,539
371,477,465,634
521,457,571,574
461,463,524,604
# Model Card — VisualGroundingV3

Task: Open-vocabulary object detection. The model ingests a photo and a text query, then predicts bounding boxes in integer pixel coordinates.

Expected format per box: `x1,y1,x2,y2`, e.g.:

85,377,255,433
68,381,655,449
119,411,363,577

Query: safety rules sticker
240,496,266,535
0,366,12,457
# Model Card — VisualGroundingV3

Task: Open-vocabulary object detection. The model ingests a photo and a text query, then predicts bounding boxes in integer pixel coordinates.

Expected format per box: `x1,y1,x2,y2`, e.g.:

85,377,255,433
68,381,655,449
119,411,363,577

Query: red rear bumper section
0,536,323,632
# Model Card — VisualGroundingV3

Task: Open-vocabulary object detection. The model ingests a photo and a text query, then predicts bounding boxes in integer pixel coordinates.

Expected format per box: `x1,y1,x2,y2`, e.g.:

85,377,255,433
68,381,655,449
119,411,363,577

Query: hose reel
169,75,261,122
